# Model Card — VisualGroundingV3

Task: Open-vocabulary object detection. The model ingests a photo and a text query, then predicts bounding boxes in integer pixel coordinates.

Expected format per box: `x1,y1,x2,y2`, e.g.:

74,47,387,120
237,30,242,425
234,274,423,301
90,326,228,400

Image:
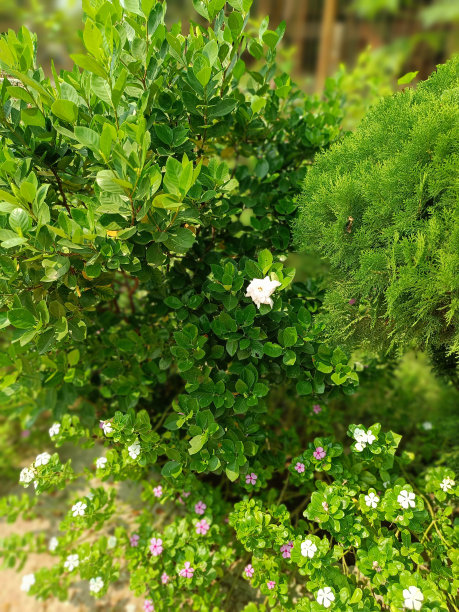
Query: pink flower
295,462,305,473
178,561,194,578
312,404,322,414
194,501,206,515
161,572,169,584
130,534,140,547
196,519,210,535
21,430,31,438
267,580,276,590
245,473,258,485
182,491,190,498
280,544,292,558
144,600,154,612
153,485,162,498
244,564,254,578
149,538,163,556
349,298,356,305
313,447,326,460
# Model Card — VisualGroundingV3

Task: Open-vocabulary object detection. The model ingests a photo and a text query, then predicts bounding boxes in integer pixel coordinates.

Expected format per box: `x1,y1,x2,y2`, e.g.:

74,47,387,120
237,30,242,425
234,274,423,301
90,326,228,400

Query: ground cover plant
0,0,458,610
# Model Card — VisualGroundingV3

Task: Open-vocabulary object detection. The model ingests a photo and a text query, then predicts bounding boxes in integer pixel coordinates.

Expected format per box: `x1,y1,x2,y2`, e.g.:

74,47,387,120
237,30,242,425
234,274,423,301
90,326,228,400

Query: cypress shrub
296,57,459,377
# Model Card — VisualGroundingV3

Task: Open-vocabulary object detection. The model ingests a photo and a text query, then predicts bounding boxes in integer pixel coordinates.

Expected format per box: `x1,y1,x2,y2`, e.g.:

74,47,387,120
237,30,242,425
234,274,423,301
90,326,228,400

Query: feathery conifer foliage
296,57,459,377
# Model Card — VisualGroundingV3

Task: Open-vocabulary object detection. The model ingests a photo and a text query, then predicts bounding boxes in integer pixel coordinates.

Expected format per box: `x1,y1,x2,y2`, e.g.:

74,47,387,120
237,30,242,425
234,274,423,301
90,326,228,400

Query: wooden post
291,0,309,76
316,0,338,91
257,0,271,18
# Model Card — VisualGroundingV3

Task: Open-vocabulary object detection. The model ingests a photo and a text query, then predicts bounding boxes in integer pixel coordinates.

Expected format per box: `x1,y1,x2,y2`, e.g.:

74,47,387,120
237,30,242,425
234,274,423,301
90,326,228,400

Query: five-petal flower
397,490,416,510
403,586,424,610
301,539,318,558
364,492,380,509
316,587,335,608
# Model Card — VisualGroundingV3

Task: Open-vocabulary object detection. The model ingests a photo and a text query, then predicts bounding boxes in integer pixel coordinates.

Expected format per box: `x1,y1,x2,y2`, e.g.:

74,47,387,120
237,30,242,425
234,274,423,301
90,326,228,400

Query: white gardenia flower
422,421,432,431
403,585,424,610
72,501,87,517
355,441,366,452
301,539,318,558
397,490,416,510
20,573,35,592
316,586,335,608
48,536,58,552
35,452,51,467
48,423,60,437
128,440,141,460
64,554,79,571
107,536,117,549
364,492,380,509
245,276,281,309
102,421,113,435
89,576,104,594
19,467,35,486
96,456,107,469
440,477,455,492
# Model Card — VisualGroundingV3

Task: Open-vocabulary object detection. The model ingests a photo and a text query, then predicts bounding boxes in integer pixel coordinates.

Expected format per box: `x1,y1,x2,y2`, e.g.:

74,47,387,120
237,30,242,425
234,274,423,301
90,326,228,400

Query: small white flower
72,501,87,517
96,456,107,469
422,421,432,431
128,440,141,460
364,492,380,508
301,539,317,558
107,535,117,549
365,431,376,445
353,428,376,450
35,452,51,467
397,489,416,510
64,554,79,572
102,421,113,435
440,477,455,492
33,481,38,490
403,585,424,610
245,276,281,310
87,492,95,501
89,576,104,594
316,586,335,608
20,573,35,592
383,481,390,488
48,536,58,552
48,423,60,437
19,467,35,486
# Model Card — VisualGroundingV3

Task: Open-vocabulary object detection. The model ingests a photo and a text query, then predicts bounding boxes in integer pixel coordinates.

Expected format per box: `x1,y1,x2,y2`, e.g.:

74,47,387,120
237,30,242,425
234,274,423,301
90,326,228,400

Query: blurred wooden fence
254,0,456,88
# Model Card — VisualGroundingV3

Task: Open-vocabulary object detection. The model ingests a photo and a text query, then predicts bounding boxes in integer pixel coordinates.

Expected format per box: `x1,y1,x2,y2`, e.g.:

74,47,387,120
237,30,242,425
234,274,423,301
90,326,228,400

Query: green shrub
295,56,459,378
1,1,457,609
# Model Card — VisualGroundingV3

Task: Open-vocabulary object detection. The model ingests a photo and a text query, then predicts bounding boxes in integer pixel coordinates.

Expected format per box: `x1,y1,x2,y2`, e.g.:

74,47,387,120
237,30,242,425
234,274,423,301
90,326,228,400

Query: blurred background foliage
1,0,457,83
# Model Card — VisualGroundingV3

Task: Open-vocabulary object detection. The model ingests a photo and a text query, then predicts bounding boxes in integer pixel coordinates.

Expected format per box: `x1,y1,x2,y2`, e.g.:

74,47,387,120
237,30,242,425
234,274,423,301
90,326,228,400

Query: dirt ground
0,442,146,612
